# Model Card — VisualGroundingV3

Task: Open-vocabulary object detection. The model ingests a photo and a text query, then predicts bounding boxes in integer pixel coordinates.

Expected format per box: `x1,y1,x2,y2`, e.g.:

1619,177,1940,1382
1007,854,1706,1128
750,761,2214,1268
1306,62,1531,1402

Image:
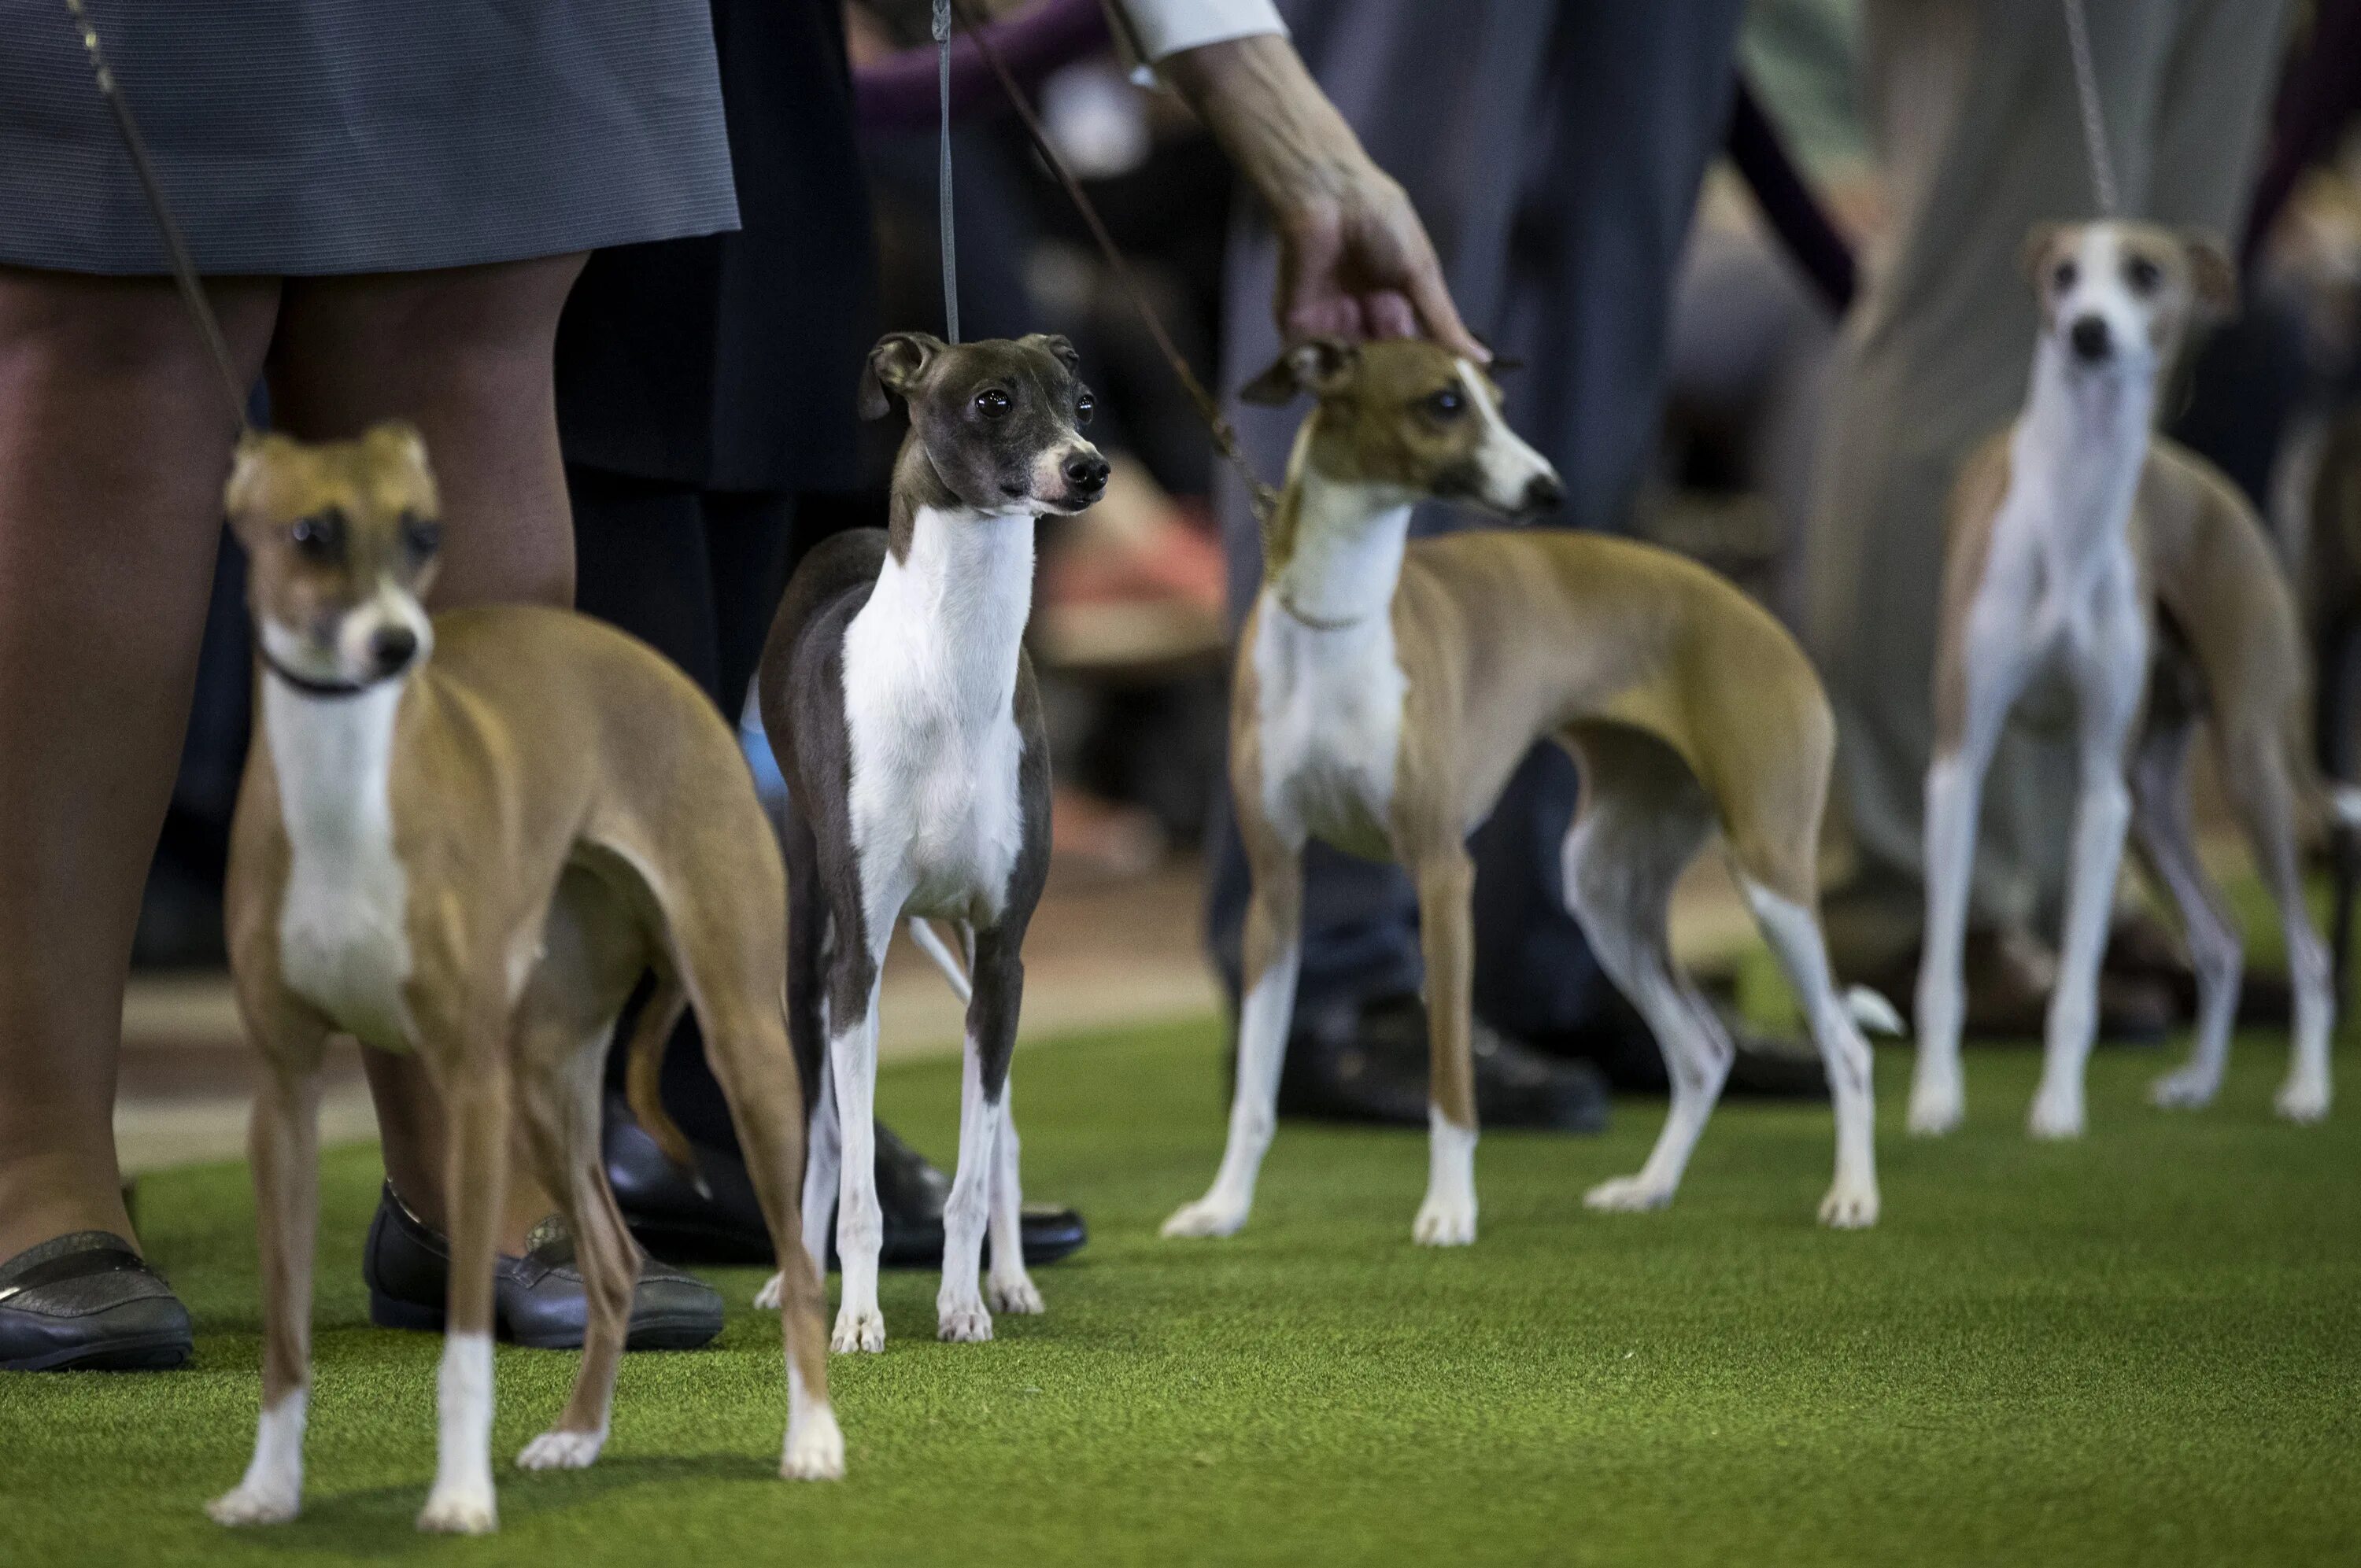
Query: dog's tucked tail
1844,985,1907,1037
623,975,708,1197
905,918,974,1005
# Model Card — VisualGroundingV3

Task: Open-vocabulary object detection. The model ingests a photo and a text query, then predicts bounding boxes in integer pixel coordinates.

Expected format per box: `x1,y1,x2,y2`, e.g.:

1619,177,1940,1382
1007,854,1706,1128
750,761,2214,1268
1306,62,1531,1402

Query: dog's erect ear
1238,338,1360,406
858,331,945,420
2019,222,2069,290
2182,231,2238,319
1025,333,1083,373
224,430,294,522
360,420,430,474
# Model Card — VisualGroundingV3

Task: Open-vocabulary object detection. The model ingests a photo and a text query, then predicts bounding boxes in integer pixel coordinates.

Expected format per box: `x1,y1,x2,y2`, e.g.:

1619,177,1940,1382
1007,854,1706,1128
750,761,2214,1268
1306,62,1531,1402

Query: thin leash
63,0,250,434
2061,0,2121,219
946,0,1280,526
933,0,961,344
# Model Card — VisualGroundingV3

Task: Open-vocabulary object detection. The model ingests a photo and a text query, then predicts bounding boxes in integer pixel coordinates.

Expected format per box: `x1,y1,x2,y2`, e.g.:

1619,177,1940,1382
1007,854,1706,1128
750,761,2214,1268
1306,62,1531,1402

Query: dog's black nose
1522,473,1565,513
2070,315,2111,362
370,625,419,673
1064,452,1110,493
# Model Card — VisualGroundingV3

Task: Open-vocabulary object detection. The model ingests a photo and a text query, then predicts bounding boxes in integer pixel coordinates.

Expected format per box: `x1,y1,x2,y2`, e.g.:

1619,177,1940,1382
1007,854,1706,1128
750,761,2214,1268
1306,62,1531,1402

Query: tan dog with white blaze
1163,339,1884,1247
1912,221,2341,1138
207,426,841,1536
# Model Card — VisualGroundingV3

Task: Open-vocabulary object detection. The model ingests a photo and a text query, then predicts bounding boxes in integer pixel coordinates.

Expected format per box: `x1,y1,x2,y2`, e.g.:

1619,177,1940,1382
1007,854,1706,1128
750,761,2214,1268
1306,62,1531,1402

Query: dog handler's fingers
1363,292,1419,341
1395,231,1486,363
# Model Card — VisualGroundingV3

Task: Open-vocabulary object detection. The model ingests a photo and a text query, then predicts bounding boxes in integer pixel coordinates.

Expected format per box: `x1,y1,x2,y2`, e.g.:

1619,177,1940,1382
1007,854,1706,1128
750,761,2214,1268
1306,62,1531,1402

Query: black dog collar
258,645,387,699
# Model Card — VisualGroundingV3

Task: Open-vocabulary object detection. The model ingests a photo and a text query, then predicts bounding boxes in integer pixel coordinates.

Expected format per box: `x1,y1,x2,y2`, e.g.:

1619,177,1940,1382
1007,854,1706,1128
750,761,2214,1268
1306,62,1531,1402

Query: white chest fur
265,677,416,1050
841,506,1033,930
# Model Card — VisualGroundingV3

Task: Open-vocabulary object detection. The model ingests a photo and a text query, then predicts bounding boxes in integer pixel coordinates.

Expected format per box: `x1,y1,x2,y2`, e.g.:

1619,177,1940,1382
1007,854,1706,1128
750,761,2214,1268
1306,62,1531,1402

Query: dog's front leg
418,1049,512,1534
1413,850,1479,1246
209,1020,326,1527
2030,596,2146,1140
827,935,889,1354
940,928,1027,1340
1164,836,1304,1239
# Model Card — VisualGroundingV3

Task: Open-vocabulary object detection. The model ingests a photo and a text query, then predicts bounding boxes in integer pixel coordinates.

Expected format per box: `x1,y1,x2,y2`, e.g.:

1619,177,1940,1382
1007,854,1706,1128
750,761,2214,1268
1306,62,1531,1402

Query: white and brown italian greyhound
756,333,1105,1353
1162,338,1888,1249
207,425,841,1536
1912,220,2342,1140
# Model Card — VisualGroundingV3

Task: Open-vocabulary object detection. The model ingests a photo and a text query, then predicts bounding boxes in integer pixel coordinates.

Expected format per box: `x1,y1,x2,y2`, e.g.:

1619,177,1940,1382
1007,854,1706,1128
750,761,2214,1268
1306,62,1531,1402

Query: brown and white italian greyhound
206,425,841,1536
1162,338,1887,1249
1912,220,2346,1139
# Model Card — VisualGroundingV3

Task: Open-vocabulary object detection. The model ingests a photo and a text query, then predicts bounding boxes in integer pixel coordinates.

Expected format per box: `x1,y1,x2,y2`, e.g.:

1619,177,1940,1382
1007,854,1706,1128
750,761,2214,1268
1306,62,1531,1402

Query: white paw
1411,1195,1476,1247
986,1275,1044,1315
829,1304,885,1355
2027,1089,2086,1141
416,1479,498,1535
2149,1064,2222,1110
937,1297,993,1344
1906,1076,1964,1137
1817,1179,1881,1229
2275,1075,2330,1124
1583,1175,1676,1214
515,1429,604,1470
1161,1196,1249,1239
754,1271,784,1310
207,1482,299,1527
781,1406,846,1481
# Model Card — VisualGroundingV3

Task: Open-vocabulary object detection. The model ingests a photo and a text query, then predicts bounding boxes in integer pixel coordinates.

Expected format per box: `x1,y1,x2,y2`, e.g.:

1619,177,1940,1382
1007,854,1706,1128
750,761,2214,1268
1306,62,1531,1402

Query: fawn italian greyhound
756,332,1105,1352
1162,338,1887,1249
206,426,841,1536
1912,220,2342,1140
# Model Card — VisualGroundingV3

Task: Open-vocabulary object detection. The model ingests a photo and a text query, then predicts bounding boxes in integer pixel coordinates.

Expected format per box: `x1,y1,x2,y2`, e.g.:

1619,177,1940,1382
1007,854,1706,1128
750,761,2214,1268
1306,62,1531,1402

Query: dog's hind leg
209,996,327,1527
2129,703,2243,1111
2215,720,2335,1122
986,1075,1043,1314
940,925,1031,1340
1562,729,1724,1215
1737,878,1880,1227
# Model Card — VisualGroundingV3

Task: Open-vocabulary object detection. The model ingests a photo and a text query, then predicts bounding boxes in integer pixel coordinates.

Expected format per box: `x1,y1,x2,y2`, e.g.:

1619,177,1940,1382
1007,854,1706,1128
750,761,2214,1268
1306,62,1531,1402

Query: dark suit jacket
554,0,877,493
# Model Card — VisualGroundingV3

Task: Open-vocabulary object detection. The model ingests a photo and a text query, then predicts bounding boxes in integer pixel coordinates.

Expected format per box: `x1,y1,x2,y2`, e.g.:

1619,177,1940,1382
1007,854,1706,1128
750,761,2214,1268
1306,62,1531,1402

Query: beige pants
1805,0,2291,951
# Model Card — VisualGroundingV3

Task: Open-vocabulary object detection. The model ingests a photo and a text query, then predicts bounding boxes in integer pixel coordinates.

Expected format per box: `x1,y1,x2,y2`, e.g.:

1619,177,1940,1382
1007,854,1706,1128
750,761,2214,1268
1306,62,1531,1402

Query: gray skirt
0,0,739,276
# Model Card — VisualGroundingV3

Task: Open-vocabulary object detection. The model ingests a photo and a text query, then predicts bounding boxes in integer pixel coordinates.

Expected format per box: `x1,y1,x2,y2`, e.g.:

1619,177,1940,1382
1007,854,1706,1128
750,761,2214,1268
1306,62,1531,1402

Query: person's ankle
0,1160,140,1264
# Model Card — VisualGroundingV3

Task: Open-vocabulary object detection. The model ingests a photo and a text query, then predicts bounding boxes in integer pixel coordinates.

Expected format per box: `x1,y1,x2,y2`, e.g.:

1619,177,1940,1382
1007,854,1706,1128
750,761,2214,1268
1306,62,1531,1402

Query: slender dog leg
940,928,1027,1340
2130,713,2243,1109
2029,602,2145,1139
2218,728,2336,1122
1163,839,1304,1239
1413,850,1479,1246
760,958,837,1313
1740,880,1880,1227
209,1024,326,1526
985,1079,1043,1314
828,950,890,1354
418,1053,511,1534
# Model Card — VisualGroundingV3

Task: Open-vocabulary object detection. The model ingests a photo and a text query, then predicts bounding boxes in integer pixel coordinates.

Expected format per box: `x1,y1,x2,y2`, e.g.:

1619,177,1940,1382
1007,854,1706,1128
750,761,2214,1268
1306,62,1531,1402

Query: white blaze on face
2050,226,2168,374
1457,361,1558,512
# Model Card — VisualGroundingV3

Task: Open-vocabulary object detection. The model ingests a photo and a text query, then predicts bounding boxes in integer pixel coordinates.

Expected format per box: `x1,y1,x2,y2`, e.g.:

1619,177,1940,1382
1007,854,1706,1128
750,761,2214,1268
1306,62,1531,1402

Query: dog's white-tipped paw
1583,1175,1675,1214
416,1480,498,1535
986,1275,1044,1315
2274,1075,2330,1124
754,1271,784,1310
515,1429,604,1471
207,1483,300,1527
781,1408,846,1481
1411,1195,1476,1247
1817,1180,1881,1229
937,1297,993,1344
2149,1064,2222,1110
1906,1076,1964,1137
1161,1196,1249,1238
2027,1090,2086,1141
829,1304,885,1355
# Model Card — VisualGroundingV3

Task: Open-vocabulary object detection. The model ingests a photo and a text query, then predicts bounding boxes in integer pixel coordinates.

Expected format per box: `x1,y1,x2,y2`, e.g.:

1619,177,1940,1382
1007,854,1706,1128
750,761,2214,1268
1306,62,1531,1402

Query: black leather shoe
1273,993,1613,1132
604,1094,1089,1271
363,1183,722,1351
0,1231,192,1371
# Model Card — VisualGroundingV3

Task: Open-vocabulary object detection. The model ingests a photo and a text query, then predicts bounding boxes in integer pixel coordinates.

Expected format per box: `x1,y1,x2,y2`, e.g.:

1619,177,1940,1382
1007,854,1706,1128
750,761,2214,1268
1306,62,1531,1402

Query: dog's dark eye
2053,259,2078,292
289,513,344,561
975,388,1011,419
2124,255,2161,294
1075,390,1096,425
1424,388,1466,421
400,511,442,559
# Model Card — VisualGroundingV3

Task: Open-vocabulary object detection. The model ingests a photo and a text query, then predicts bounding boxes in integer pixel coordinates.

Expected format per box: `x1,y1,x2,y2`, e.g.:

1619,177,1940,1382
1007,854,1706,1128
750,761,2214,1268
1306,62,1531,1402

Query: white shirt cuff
1110,0,1287,67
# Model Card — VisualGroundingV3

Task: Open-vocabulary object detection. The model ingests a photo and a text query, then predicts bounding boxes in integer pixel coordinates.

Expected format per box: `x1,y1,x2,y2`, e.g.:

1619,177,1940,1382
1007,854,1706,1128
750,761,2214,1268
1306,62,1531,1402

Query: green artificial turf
2,1020,2356,1567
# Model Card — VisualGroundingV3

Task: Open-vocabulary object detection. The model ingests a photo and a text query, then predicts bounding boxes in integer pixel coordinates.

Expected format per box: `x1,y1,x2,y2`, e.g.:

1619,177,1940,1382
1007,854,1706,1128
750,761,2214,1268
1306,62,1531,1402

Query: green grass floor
3,1023,2356,1566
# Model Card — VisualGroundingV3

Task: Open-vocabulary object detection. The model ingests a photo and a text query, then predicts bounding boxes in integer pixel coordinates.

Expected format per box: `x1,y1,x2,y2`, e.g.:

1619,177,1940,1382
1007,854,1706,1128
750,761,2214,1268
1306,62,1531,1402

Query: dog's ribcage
841,506,1033,933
